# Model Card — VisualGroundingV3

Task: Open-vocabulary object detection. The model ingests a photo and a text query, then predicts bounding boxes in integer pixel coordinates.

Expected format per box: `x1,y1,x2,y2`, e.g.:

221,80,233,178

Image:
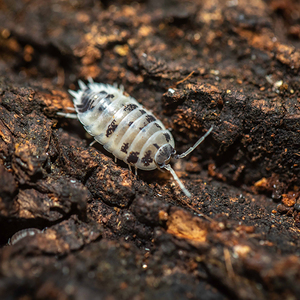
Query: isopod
8,228,42,245
58,78,213,197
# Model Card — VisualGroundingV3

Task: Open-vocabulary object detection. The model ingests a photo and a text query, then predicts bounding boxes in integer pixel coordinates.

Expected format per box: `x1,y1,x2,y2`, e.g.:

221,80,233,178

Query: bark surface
0,0,300,299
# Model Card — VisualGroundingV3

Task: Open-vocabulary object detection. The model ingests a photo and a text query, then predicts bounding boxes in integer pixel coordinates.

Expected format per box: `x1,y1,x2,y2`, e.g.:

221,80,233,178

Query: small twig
169,71,195,89
224,248,235,279
179,198,215,223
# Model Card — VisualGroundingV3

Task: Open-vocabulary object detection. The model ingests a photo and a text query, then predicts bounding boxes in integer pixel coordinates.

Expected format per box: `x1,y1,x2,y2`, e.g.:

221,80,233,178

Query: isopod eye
154,144,175,168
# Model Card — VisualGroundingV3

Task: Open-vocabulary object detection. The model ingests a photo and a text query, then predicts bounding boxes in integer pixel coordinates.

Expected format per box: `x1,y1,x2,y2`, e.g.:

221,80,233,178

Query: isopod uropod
58,78,213,197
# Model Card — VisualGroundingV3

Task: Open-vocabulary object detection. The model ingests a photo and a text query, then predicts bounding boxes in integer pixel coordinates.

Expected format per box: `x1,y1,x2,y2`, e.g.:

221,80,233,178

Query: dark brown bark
0,0,300,299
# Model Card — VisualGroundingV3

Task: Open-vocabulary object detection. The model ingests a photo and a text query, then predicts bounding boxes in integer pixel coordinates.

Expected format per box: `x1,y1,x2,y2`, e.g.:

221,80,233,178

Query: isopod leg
57,112,78,119
115,156,117,163
134,166,138,176
89,140,97,147
66,107,76,111
127,164,132,174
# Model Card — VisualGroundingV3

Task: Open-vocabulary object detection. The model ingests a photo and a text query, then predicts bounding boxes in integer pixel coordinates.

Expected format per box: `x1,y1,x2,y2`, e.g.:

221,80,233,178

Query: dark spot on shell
141,150,153,166
106,94,114,99
121,142,129,154
124,104,138,112
106,119,118,137
154,123,162,129
77,95,94,113
139,109,146,115
99,91,108,96
127,151,139,164
128,121,133,127
153,143,160,149
164,133,171,142
80,92,90,104
139,114,156,130
146,115,156,123
77,90,108,113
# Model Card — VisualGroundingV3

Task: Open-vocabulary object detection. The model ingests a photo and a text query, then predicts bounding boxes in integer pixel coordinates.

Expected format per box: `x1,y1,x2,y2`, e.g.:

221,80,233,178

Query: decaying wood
0,0,300,299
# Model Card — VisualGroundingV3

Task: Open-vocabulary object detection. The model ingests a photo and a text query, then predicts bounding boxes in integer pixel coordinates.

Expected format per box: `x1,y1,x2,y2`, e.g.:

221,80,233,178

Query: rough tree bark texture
0,0,300,299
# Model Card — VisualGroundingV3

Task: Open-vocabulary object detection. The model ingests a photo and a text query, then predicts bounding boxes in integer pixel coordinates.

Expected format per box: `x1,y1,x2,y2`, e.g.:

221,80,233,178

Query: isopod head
154,144,176,168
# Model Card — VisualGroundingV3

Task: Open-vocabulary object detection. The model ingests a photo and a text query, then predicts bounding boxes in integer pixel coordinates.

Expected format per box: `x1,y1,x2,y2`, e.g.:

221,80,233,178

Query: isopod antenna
166,125,214,197
174,126,214,159
163,164,191,197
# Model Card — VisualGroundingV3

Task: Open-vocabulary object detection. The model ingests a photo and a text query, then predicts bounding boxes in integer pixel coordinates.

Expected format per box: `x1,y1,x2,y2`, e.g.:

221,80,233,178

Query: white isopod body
63,78,213,197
